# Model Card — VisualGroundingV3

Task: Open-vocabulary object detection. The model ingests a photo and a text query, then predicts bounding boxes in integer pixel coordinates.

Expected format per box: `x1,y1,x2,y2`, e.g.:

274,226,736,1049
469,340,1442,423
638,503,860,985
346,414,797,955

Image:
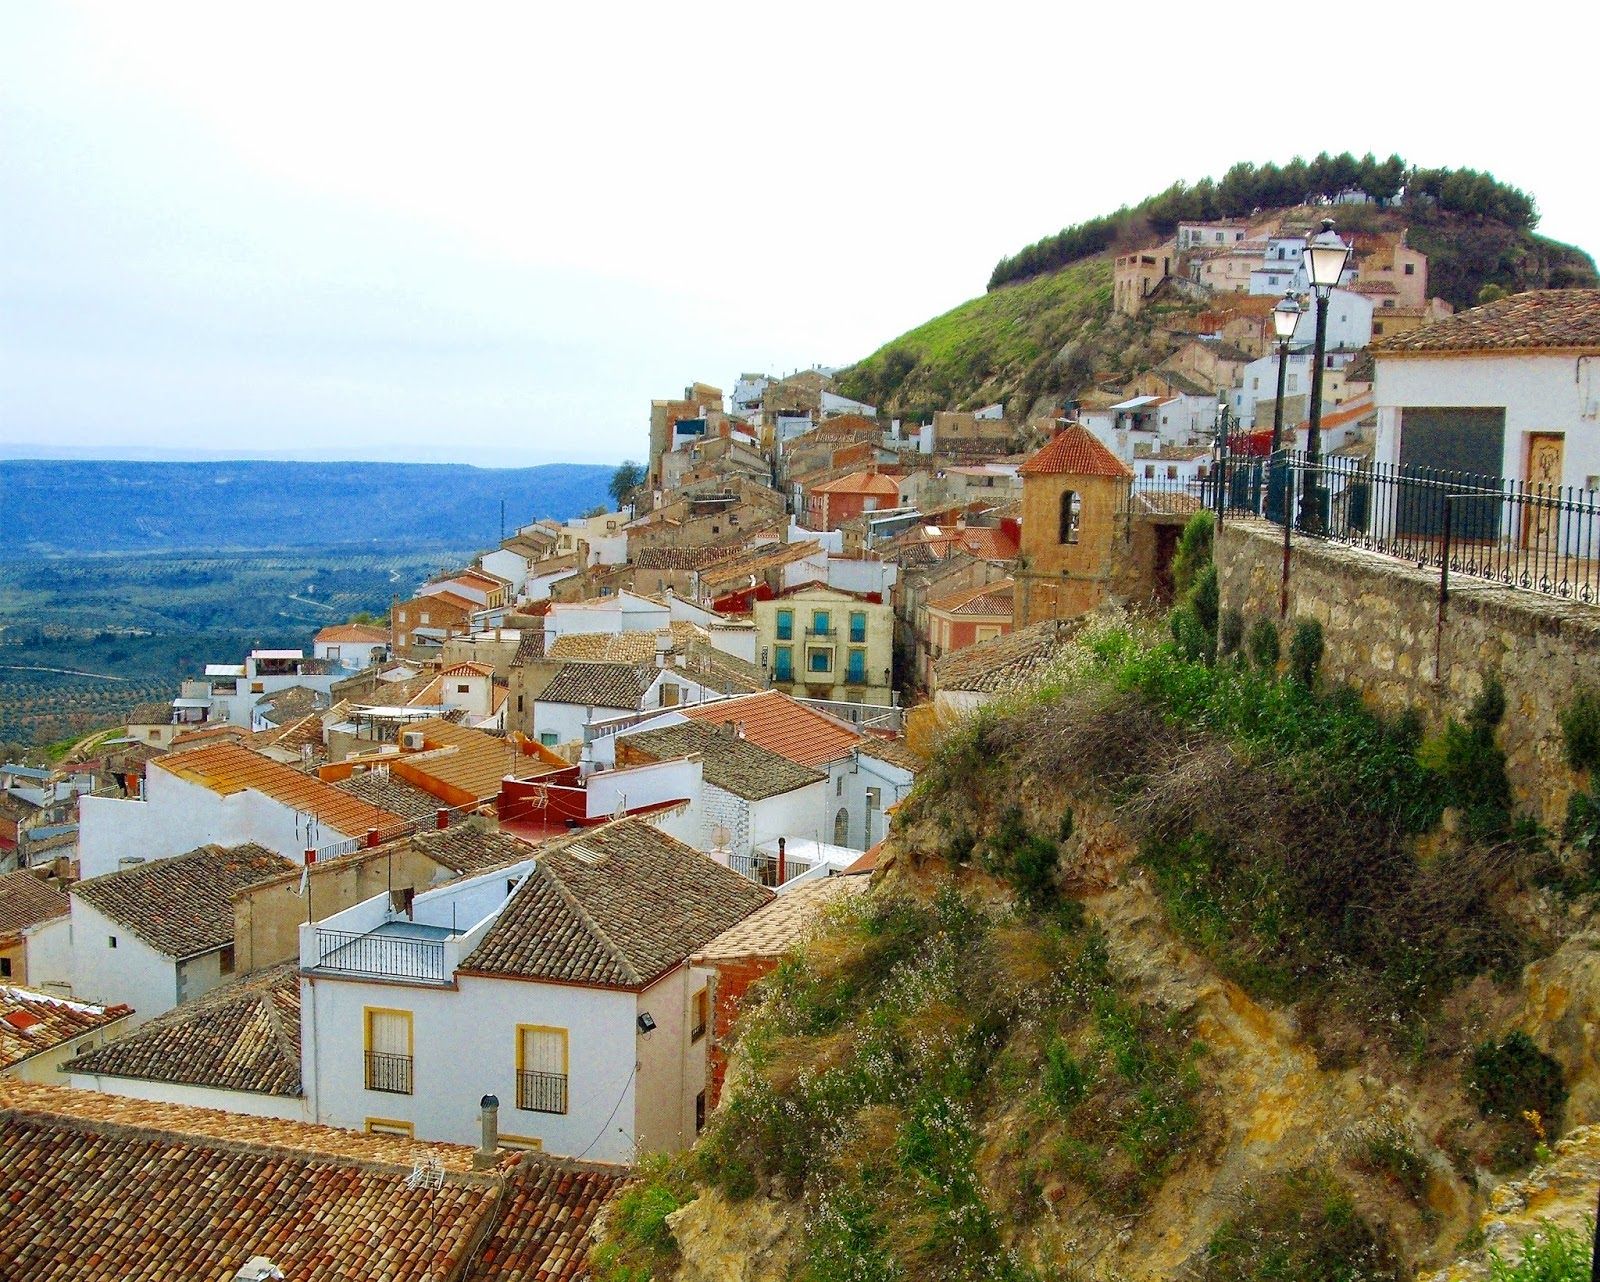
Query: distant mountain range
0,459,615,555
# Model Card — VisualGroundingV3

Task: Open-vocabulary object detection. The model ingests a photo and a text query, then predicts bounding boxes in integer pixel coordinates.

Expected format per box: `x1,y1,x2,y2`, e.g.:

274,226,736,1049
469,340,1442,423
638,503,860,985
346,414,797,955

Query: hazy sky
3,3,1596,468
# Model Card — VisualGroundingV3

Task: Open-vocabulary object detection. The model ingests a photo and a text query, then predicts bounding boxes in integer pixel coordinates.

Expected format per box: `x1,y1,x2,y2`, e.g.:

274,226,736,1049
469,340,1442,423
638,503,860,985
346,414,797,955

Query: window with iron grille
517,1025,569,1114
364,1008,413,1095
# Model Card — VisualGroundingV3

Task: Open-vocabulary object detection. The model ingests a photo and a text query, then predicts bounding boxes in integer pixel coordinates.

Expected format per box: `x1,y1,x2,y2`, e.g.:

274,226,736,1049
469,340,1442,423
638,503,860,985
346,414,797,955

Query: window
691,989,708,1041
517,695,524,713
1404,262,1415,275
696,1090,707,1134
108,936,117,949
250,682,264,694
808,647,833,674
0,957,10,978
836,774,845,797
516,1025,569,1114
419,612,430,625
365,1117,415,1138
1058,490,1081,545
775,609,793,641
365,1008,414,1094
660,683,681,707
811,610,831,636
219,945,235,975
540,732,557,747
847,648,866,684
867,786,882,810
848,611,866,643
1373,322,1384,335
456,683,470,694
773,646,793,681
1167,466,1178,480
326,645,341,661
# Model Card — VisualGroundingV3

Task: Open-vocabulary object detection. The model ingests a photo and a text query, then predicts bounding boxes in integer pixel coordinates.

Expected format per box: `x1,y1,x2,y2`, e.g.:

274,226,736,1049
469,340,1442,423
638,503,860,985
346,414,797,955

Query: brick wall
704,955,777,1108
1217,519,1600,826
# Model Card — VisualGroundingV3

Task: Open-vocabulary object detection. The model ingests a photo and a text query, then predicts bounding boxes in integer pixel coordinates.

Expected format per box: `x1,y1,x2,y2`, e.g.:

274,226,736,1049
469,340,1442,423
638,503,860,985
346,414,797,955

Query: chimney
777,836,786,885
474,1094,500,1169
366,827,380,848
436,807,450,831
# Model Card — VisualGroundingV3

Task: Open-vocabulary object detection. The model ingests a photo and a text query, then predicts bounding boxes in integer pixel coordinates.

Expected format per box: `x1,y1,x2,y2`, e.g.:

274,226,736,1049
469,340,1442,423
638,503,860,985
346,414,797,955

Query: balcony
312,924,450,984
365,1050,414,1094
517,1069,568,1114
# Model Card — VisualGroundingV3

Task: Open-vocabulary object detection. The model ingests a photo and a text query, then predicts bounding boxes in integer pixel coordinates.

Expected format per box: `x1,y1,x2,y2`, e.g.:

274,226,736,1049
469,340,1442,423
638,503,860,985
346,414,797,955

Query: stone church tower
1014,424,1133,626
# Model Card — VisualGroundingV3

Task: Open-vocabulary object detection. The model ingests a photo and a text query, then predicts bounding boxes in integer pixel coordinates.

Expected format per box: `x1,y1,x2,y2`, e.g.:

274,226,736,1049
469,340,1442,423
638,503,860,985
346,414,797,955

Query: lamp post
1267,292,1302,523
1299,218,1352,532
1213,391,1233,522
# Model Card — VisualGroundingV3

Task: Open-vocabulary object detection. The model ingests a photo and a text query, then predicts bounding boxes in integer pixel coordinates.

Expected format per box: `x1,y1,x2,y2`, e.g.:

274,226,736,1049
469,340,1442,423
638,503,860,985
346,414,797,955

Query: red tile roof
0,989,132,1072
0,870,70,937
927,578,1015,617
313,623,389,644
680,691,861,767
153,741,405,837
810,471,902,496
1372,289,1600,355
0,1081,625,1282
1017,425,1133,479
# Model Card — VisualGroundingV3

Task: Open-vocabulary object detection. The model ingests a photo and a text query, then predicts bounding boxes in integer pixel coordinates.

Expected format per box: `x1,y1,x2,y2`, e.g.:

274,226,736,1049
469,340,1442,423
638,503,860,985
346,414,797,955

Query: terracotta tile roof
842,839,885,875
125,701,174,727
462,1158,626,1282
1017,425,1134,479
72,844,294,960
1373,289,1600,355
620,722,824,801
810,470,902,496
1128,490,1205,518
0,989,131,1072
680,691,861,768
697,539,824,587
443,661,496,678
314,623,389,644
170,723,252,749
66,964,300,1096
550,631,671,664
694,874,868,962
927,579,1014,617
934,617,1083,694
856,735,922,772
153,741,405,836
393,719,556,802
1288,395,1376,435
0,1083,491,1281
335,770,442,819
634,544,743,571
255,684,325,724
0,870,69,937
410,825,541,876
460,818,771,987
536,662,658,710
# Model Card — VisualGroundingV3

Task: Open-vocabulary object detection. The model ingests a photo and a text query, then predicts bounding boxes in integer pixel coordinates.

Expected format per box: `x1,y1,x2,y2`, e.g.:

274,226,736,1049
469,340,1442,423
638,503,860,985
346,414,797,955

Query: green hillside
837,160,1598,422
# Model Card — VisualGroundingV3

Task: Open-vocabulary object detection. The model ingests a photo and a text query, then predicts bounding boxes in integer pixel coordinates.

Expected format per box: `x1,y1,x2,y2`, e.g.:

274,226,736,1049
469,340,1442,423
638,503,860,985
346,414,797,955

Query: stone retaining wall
1216,518,1600,827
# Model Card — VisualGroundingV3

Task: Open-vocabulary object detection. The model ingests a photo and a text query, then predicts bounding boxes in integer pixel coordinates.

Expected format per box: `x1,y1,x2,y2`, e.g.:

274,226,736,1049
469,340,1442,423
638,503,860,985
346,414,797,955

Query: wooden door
1524,433,1565,550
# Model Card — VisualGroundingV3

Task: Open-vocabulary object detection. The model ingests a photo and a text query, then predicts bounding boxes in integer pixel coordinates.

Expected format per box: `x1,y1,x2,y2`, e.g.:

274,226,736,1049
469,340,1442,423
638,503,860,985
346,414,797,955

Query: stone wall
1216,518,1600,827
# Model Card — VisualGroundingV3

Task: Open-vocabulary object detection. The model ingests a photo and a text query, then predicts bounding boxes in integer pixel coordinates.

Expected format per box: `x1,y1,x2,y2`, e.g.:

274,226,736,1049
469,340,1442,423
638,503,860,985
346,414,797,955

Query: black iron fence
313,928,447,983
365,1050,414,1094
516,1069,568,1114
1128,449,1600,606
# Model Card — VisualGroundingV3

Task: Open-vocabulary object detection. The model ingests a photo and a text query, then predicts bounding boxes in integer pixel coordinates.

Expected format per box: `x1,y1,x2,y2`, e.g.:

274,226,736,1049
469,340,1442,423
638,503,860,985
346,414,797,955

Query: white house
615,720,827,862
67,963,309,1119
70,843,294,1025
77,741,404,878
312,624,390,673
535,661,726,751
297,817,770,1160
545,591,671,639
1373,290,1600,492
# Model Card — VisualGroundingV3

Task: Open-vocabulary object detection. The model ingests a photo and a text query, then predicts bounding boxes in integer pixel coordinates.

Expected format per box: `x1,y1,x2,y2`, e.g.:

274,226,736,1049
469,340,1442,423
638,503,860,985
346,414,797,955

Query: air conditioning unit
401,730,424,751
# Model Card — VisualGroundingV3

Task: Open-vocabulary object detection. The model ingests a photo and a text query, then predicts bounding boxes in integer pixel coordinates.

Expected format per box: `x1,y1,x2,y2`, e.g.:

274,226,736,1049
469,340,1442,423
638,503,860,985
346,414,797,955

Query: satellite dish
710,824,733,852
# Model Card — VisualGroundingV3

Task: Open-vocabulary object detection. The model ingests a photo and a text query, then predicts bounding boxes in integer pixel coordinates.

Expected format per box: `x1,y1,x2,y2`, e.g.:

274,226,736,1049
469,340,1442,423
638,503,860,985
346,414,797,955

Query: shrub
1043,1038,1089,1111
984,806,1061,911
1424,677,1514,838
1288,619,1324,687
590,1154,697,1282
1350,1123,1428,1201
1561,688,1600,774
1172,511,1215,600
1247,618,1280,671
1192,564,1220,637
1467,1032,1565,1168
1219,607,1245,660
1170,605,1211,664
1199,1166,1399,1282
1487,1221,1593,1282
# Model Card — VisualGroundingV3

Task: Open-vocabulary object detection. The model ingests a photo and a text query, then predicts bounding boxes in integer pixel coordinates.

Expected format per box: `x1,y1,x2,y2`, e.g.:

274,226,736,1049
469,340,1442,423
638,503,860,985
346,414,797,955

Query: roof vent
234,1260,285,1282
567,843,606,866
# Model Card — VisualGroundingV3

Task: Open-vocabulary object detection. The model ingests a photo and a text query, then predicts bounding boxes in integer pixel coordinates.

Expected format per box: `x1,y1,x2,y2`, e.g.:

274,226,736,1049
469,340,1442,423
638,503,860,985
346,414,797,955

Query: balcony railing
365,1050,414,1094
729,851,812,887
314,928,447,983
516,1069,568,1114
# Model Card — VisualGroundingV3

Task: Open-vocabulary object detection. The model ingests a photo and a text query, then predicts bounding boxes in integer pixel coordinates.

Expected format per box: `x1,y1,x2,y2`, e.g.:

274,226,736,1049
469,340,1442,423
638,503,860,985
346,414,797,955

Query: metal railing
365,1050,414,1094
1129,448,1600,606
728,851,812,887
516,1069,568,1113
314,928,447,983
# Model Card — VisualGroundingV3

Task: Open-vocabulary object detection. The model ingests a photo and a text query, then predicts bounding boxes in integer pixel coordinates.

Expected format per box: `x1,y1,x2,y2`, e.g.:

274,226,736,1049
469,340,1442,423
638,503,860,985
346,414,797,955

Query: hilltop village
4,212,1600,1281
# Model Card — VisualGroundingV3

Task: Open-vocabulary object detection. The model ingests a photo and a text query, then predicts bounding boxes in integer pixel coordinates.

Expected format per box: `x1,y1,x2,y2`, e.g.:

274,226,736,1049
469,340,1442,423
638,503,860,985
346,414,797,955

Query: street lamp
1213,391,1233,521
1267,292,1302,522
1299,219,1352,532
